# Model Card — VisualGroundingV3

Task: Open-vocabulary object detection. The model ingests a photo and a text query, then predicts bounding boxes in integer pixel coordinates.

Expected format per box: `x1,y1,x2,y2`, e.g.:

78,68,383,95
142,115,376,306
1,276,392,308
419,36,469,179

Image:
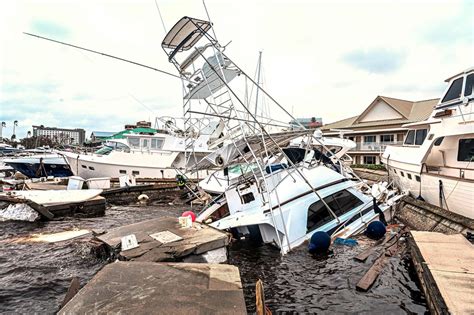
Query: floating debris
0,203,39,222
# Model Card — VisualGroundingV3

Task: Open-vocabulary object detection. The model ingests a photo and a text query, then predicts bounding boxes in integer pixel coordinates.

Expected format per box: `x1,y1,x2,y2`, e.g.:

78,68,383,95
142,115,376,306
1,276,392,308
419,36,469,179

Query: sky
0,0,473,139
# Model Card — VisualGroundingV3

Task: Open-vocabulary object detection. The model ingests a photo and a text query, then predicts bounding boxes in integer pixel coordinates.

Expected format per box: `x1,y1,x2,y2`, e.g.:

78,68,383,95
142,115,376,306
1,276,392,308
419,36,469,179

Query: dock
409,231,474,314
58,262,247,314
95,216,231,262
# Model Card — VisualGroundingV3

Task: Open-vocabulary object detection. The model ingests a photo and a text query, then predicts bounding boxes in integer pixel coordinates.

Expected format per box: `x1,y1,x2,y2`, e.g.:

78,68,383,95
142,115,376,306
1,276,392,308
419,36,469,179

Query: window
240,192,255,204
142,139,149,149
132,171,140,176
415,129,427,145
380,134,394,143
307,190,363,232
119,170,127,174
415,175,421,182
393,168,397,174
442,77,463,103
364,135,376,143
128,137,140,148
434,137,444,146
400,171,405,177
464,74,473,97
363,156,376,164
81,165,87,169
407,173,412,180
151,138,164,150
405,130,415,145
405,129,427,145
458,139,474,162
428,134,434,140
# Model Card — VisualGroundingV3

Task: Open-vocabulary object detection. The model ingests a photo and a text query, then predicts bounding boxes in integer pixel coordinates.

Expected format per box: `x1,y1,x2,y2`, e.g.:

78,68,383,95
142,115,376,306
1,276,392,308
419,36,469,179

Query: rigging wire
23,32,190,82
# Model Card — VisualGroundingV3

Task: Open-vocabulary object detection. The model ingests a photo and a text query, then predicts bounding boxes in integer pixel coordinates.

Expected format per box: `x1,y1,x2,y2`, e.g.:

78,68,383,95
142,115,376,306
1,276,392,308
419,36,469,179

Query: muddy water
0,206,428,314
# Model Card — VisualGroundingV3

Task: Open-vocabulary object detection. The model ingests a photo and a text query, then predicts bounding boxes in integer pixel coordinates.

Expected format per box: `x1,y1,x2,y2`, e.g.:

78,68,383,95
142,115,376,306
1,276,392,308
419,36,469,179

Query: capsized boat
382,67,474,219
161,16,402,254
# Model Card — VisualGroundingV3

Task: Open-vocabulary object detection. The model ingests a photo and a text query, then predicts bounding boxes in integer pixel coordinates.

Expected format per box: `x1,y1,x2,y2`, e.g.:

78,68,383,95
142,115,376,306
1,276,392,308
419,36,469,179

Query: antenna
154,0,167,34
202,0,218,40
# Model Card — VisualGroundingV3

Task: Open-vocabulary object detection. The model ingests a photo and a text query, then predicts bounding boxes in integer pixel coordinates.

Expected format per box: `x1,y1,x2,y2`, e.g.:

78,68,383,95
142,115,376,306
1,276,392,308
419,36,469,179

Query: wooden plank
26,200,54,219
356,253,387,292
354,232,395,262
60,277,81,309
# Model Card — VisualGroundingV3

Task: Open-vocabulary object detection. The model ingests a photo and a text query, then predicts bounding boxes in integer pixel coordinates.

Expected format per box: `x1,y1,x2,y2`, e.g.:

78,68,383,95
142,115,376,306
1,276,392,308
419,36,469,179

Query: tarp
162,17,212,51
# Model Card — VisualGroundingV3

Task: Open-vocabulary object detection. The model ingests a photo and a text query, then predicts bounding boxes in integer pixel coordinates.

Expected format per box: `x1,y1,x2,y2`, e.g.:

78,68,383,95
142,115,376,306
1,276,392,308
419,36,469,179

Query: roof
162,17,212,51
91,131,116,138
106,128,158,140
322,96,439,132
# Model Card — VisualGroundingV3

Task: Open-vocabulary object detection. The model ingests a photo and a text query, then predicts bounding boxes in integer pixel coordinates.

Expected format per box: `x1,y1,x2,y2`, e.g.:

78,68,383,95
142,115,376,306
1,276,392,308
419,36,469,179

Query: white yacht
60,123,224,180
161,16,401,254
382,68,474,219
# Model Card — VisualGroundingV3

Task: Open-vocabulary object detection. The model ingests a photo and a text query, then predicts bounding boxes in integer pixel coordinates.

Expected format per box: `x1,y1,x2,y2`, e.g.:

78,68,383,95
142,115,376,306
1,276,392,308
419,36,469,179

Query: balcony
350,141,404,152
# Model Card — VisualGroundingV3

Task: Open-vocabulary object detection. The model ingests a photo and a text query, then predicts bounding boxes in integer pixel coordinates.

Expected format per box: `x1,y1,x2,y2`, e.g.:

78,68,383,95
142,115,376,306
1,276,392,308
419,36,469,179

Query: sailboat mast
254,51,262,129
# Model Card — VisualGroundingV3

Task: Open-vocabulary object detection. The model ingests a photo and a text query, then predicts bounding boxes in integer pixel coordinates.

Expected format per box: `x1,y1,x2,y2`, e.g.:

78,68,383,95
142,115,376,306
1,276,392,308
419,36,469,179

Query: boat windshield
95,146,113,155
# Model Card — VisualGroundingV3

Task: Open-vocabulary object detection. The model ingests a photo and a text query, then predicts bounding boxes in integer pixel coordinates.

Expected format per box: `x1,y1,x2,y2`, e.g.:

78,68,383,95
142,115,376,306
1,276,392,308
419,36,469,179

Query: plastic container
87,177,111,189
67,176,85,190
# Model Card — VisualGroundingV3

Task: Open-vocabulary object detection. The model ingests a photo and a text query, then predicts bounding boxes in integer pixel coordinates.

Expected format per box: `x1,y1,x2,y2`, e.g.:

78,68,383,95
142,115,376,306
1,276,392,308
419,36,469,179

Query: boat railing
422,163,474,181
351,141,404,152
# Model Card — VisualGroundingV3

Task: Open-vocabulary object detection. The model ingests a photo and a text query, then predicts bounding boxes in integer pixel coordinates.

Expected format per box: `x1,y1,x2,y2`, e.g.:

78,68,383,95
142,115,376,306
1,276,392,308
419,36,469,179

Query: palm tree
0,122,5,142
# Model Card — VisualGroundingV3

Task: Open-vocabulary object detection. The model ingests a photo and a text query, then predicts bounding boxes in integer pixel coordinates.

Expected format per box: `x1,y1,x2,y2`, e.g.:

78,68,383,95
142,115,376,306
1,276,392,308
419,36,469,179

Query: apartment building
321,96,438,164
32,125,86,145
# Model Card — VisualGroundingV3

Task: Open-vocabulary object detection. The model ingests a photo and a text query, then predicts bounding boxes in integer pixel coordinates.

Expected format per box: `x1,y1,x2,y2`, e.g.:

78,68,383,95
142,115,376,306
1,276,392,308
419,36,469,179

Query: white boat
382,68,474,219
161,16,400,254
59,124,224,180
2,189,102,206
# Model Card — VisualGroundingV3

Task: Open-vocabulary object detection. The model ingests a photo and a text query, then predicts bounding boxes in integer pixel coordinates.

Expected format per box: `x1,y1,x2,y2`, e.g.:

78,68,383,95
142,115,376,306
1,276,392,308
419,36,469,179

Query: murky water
0,206,428,314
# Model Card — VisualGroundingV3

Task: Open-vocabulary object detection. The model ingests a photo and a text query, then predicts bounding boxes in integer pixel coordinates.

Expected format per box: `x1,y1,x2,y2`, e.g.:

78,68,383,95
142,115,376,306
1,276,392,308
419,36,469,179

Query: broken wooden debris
58,262,247,315
60,277,81,309
95,216,230,262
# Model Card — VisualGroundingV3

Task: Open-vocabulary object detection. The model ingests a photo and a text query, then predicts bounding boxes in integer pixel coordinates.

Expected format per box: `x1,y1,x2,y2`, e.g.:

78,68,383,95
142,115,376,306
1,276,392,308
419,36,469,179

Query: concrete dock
409,231,474,314
95,216,231,262
58,262,247,314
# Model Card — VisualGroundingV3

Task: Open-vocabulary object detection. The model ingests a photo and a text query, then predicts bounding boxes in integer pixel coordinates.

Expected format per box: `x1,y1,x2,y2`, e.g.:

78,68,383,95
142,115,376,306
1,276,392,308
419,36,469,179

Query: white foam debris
0,203,40,222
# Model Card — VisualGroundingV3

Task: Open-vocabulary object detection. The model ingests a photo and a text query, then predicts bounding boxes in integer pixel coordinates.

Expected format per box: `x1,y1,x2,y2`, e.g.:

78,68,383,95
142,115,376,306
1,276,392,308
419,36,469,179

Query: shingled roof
322,96,438,131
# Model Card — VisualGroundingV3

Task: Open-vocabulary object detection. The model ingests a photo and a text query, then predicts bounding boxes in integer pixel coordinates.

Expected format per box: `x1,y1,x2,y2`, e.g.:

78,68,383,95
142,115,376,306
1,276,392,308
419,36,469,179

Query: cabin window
407,173,412,180
81,165,87,169
364,135,376,143
433,137,444,146
428,134,434,140
415,175,421,182
324,190,363,217
380,134,394,143
415,129,427,145
464,74,473,97
119,170,126,174
128,138,140,148
442,77,463,103
363,156,376,164
405,130,415,145
307,201,333,232
393,168,397,174
88,166,95,171
457,139,474,162
400,171,405,177
151,138,164,149
132,171,140,176
240,192,255,204
141,139,149,149
307,190,363,232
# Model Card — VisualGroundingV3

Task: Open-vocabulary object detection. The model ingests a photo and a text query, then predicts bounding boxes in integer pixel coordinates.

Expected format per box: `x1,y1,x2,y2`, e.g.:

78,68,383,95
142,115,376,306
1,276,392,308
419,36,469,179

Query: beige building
321,96,439,165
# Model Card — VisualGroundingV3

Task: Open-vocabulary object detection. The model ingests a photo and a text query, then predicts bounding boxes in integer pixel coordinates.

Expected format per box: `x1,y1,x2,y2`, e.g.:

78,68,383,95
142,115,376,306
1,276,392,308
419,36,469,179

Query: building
90,131,117,142
321,96,438,165
32,125,86,145
290,117,323,129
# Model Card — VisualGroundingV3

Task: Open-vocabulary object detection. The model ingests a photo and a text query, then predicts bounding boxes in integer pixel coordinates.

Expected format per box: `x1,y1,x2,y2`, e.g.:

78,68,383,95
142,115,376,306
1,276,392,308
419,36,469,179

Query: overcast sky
0,0,472,139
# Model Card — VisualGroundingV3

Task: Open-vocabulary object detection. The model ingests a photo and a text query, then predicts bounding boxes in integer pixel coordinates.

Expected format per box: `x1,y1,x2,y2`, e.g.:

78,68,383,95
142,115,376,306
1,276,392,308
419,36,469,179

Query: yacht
382,68,474,219
59,124,223,180
161,16,401,254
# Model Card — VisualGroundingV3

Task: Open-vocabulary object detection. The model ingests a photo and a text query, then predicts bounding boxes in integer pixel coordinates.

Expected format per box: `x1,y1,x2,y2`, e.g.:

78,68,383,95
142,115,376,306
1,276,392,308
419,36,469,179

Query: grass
351,164,386,171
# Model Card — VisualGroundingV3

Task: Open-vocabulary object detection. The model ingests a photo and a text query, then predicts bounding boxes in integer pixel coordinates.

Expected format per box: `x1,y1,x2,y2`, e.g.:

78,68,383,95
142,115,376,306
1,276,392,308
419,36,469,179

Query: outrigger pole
23,32,189,82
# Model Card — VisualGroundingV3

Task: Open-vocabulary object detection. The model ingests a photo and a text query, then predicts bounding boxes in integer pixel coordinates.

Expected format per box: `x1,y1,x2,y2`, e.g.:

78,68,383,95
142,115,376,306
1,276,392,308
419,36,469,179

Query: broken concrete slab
58,262,247,315
96,216,231,262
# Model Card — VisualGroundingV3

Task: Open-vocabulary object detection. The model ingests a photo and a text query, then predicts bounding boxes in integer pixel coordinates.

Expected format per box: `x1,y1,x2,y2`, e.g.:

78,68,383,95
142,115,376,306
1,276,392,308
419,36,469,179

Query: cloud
30,20,70,39
342,49,405,74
